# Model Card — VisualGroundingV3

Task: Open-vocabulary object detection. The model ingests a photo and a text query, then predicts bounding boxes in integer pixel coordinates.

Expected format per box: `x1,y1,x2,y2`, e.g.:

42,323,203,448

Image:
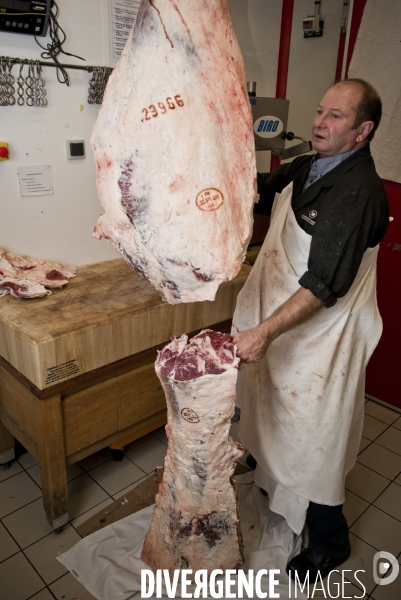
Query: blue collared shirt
303,146,363,190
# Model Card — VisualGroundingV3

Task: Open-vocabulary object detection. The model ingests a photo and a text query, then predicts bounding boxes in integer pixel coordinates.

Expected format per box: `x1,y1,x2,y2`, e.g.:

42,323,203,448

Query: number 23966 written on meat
141,95,185,122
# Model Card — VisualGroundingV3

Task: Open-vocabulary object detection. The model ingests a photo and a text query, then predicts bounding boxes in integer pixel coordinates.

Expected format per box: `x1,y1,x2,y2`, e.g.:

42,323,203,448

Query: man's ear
356,121,374,142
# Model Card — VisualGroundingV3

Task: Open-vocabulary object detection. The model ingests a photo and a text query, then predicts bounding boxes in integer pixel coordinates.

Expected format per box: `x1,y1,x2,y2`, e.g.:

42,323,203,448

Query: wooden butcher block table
0,258,251,530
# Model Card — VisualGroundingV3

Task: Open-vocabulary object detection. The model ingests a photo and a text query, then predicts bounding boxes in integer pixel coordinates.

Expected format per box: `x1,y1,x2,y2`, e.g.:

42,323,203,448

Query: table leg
0,417,15,465
38,393,69,530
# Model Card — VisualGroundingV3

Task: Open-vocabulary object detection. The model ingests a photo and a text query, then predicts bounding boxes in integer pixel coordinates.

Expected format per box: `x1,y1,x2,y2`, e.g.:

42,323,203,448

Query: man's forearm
261,286,323,340
234,287,323,363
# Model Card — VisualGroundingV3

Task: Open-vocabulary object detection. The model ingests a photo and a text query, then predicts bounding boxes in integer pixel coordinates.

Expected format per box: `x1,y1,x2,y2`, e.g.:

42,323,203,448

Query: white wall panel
0,0,117,266
229,0,282,173
229,0,282,98
285,0,343,151
349,0,401,183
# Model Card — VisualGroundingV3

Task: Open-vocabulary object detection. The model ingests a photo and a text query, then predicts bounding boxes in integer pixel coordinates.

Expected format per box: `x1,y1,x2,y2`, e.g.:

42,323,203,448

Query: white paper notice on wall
110,0,141,63
17,165,53,197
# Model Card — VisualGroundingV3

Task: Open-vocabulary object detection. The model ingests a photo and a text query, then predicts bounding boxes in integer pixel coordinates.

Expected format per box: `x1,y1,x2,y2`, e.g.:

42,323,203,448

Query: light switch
66,140,85,160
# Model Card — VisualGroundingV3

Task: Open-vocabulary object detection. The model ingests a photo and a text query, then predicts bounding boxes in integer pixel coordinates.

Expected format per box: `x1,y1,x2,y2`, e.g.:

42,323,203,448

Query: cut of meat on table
0,247,76,292
141,329,244,573
91,0,257,304
0,278,51,299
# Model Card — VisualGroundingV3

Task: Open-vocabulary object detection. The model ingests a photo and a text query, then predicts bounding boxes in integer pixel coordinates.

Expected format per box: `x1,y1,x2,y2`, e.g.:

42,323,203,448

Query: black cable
34,0,86,86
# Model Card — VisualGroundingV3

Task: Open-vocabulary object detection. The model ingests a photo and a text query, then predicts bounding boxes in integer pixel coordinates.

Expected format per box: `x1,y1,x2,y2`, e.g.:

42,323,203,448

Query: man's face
312,84,364,158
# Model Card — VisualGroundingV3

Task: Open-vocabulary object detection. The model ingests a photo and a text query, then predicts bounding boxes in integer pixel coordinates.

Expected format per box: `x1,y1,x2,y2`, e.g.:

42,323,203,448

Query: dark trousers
306,502,350,558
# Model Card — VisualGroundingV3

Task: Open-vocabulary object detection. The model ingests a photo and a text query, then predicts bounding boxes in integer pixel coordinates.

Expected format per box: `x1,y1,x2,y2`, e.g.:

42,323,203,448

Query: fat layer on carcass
141,329,244,572
0,247,75,296
91,0,257,303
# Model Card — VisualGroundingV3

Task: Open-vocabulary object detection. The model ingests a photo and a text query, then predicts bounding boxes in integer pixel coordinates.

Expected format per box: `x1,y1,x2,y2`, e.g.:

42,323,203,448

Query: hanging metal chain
0,57,6,106
25,60,47,108
6,59,16,106
17,60,26,106
87,66,112,104
25,60,36,106
0,57,113,107
87,66,99,104
101,68,113,102
0,57,15,105
35,62,48,107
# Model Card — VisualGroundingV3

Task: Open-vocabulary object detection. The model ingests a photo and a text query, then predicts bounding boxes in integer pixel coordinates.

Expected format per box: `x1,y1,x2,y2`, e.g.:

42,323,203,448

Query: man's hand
233,287,324,364
233,324,272,363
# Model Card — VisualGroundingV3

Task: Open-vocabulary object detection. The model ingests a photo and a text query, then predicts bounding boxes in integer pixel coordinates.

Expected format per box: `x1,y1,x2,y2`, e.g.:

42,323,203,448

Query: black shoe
286,547,351,583
246,454,257,469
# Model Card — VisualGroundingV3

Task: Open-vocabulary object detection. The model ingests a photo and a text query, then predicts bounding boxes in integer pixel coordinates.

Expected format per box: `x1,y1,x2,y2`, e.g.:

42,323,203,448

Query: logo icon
309,210,317,219
253,116,284,138
373,551,399,585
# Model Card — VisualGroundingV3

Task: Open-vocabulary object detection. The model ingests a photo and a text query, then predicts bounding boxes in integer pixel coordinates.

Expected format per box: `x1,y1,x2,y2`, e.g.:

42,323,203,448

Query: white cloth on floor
58,472,306,599
254,466,309,535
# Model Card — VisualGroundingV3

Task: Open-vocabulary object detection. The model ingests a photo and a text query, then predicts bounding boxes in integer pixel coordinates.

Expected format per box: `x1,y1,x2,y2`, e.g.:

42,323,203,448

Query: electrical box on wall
0,0,51,37
303,15,324,37
303,0,324,38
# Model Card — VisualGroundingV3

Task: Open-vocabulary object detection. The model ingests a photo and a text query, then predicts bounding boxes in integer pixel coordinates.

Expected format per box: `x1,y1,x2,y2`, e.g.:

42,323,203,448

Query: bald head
312,82,376,157
329,79,382,141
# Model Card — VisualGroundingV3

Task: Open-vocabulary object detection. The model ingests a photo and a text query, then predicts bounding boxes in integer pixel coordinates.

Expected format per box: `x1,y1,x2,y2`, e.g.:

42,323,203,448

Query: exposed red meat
158,330,236,380
91,0,257,304
141,329,243,572
46,269,67,281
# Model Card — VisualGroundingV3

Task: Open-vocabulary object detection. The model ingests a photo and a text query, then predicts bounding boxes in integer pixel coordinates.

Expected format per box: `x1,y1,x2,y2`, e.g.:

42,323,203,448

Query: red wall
345,0,368,76
366,182,401,408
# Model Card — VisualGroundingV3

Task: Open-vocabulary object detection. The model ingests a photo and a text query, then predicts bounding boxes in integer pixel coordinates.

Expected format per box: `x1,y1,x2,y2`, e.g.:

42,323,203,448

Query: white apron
233,182,382,533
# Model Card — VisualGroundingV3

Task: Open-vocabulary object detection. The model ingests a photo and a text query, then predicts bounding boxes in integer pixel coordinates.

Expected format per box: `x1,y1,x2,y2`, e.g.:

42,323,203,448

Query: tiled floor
0,400,400,599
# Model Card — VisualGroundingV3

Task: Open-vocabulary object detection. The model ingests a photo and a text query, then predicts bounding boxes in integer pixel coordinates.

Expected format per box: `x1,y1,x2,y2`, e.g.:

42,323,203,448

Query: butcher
232,78,389,583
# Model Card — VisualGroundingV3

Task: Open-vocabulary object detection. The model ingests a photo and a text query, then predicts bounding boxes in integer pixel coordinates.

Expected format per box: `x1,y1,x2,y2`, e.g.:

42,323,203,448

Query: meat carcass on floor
92,0,257,303
141,329,244,572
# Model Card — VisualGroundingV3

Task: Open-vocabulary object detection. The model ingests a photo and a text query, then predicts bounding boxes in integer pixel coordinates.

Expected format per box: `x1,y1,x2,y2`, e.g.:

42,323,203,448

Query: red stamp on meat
181,408,200,423
196,188,224,211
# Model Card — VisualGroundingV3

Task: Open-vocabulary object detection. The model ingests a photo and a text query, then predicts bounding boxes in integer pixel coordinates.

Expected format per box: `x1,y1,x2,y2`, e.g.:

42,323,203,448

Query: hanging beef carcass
141,329,244,572
91,0,257,303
